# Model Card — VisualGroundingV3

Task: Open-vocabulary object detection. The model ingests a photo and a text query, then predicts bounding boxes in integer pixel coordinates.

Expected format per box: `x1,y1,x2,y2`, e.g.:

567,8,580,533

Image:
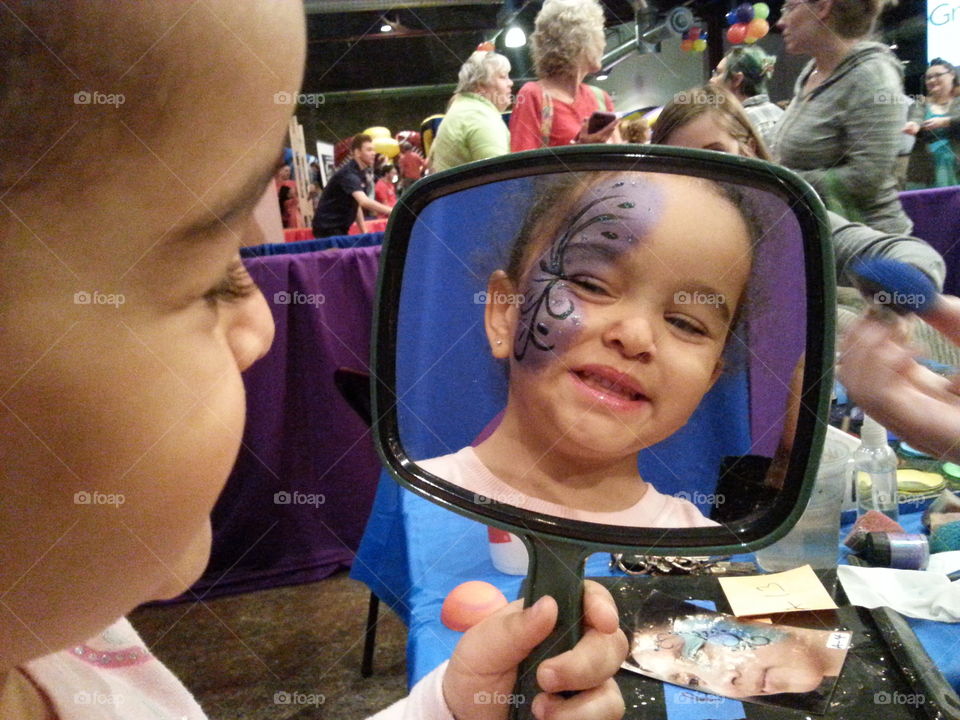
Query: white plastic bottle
854,414,899,521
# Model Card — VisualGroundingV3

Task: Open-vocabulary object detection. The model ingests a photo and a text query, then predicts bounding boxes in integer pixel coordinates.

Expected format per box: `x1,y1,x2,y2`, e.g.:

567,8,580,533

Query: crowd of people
300,0,956,244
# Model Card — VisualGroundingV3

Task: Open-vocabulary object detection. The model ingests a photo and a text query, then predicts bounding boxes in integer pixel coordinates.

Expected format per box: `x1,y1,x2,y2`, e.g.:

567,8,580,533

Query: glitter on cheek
513,275,584,367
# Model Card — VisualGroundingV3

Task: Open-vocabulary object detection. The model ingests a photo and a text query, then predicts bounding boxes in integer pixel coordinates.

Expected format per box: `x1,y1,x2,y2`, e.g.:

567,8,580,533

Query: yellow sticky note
718,565,838,617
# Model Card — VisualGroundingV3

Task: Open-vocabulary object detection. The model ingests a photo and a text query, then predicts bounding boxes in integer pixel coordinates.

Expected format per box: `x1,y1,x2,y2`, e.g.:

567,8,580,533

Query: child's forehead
520,172,714,259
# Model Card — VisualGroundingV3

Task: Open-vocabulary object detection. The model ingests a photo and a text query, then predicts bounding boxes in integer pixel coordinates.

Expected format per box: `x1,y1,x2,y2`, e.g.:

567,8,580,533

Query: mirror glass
376,150,829,550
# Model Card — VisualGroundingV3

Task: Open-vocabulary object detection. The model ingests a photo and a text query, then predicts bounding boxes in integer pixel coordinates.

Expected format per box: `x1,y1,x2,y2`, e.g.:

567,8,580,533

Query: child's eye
666,315,708,336
204,260,258,304
568,275,609,295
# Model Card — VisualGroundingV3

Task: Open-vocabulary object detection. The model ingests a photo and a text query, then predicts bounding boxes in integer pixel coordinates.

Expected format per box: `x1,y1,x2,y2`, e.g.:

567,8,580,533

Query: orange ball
441,581,509,632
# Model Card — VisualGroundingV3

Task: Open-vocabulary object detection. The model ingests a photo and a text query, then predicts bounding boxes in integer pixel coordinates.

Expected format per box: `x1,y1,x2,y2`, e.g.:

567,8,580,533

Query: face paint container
755,427,854,571
861,532,930,570
943,462,960,489
487,527,529,575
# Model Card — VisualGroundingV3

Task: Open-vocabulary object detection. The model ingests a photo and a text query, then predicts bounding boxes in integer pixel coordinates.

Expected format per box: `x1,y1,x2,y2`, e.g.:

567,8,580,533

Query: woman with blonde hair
509,0,621,149
430,50,514,172
773,0,912,234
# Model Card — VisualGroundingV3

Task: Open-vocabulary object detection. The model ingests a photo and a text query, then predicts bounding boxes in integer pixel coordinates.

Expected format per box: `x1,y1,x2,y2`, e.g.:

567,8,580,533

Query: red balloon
395,130,422,151
746,17,769,39
726,22,748,44
688,25,701,40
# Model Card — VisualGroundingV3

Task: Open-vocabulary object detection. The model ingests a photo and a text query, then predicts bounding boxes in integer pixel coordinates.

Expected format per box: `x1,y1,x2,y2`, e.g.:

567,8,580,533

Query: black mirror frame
371,145,836,556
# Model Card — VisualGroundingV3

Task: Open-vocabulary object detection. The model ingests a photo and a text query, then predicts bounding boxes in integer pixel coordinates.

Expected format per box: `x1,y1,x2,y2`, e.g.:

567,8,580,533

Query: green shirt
430,93,510,173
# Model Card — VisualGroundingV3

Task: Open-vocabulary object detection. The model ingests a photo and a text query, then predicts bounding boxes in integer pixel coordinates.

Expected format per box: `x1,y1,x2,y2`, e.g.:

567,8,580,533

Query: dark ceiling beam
305,0,503,12
307,28,492,43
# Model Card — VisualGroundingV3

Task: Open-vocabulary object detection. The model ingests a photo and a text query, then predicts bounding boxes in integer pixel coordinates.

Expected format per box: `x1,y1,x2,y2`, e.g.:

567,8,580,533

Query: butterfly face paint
513,176,664,366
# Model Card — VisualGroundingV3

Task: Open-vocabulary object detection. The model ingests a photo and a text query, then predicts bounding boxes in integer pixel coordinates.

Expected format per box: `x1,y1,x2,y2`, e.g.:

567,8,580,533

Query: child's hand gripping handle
511,536,590,719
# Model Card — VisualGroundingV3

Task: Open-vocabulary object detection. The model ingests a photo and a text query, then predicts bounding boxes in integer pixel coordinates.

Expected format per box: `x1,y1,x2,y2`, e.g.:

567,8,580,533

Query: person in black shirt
312,133,394,237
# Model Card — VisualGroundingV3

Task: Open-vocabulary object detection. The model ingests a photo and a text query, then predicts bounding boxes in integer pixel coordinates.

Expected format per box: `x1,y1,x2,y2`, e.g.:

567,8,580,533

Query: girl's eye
568,276,608,295
667,315,708,337
204,260,257,304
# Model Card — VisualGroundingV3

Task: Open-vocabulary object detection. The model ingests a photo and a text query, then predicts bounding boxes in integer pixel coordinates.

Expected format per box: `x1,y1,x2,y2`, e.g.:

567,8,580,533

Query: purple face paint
513,175,664,365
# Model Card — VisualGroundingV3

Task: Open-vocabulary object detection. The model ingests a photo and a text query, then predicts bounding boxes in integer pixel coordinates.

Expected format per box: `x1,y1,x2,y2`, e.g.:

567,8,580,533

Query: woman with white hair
429,50,514,172
509,0,620,149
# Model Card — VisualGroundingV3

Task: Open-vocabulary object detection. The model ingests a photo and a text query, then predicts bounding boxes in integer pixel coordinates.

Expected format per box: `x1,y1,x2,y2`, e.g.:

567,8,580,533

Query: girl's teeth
584,372,636,400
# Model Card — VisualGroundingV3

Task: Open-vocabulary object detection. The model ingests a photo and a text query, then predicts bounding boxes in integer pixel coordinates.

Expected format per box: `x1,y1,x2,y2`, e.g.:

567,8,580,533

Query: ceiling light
596,71,610,81
504,26,526,48
380,23,392,33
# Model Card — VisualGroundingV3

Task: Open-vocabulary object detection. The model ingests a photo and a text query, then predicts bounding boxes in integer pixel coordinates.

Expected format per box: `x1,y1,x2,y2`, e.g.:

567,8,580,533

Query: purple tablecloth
900,187,960,296
179,244,383,600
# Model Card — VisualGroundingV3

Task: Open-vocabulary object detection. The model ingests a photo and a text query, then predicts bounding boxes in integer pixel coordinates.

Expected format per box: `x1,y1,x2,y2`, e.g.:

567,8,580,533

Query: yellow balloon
363,126,392,140
373,136,400,158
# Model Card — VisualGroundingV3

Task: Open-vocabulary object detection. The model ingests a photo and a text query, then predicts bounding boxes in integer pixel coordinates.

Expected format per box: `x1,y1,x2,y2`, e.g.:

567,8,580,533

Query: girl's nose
603,312,657,360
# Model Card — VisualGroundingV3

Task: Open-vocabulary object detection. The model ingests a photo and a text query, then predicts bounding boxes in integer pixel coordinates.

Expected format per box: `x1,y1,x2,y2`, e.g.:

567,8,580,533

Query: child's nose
226,289,275,371
603,313,657,359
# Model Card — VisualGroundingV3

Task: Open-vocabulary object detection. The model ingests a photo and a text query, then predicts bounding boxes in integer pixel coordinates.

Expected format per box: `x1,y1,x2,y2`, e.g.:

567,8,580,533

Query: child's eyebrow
177,148,286,240
564,240,624,265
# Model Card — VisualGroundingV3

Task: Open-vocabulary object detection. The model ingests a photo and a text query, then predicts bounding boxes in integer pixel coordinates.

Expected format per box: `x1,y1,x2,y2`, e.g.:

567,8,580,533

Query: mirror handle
511,536,589,719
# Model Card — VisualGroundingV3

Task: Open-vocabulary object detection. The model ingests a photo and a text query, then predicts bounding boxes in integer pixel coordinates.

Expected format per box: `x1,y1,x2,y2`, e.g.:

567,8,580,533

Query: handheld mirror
371,146,834,715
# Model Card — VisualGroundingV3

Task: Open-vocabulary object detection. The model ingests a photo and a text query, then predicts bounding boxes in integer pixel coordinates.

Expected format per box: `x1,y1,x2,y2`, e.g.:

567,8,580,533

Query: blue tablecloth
353,480,960,702
241,231,383,257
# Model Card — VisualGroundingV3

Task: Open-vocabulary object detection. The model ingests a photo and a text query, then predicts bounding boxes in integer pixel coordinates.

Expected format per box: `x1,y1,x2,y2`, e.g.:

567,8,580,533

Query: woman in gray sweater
773,0,913,235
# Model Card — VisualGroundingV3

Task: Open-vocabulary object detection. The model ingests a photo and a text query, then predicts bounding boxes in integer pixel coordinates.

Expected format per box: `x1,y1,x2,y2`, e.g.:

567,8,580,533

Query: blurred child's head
651,85,771,161
0,0,304,669
483,171,758,460
619,115,651,144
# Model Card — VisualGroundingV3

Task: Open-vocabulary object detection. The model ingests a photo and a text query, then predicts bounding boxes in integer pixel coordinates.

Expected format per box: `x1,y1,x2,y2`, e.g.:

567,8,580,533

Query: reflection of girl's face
631,621,829,697
501,173,751,462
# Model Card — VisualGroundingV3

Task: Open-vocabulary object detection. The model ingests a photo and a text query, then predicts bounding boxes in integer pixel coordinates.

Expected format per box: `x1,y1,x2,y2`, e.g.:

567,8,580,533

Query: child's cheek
513,274,584,368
